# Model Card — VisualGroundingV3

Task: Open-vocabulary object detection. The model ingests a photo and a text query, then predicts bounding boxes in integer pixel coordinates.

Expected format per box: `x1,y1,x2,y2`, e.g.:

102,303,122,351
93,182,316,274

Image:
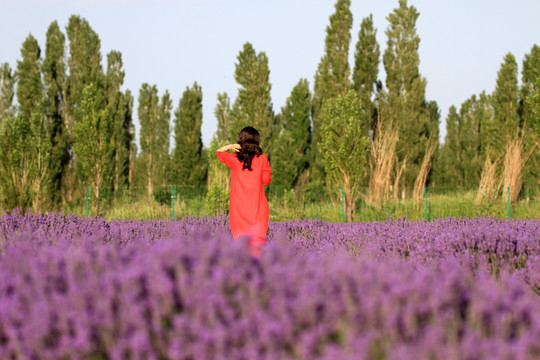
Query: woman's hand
217,144,241,152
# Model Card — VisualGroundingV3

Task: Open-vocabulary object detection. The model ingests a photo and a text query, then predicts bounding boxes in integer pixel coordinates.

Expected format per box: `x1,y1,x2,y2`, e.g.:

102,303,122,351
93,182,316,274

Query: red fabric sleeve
262,154,272,185
216,151,236,167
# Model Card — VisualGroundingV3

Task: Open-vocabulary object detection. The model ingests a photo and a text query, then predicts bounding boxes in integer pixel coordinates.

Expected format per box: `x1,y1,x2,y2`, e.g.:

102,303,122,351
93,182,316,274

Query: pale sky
1,0,539,147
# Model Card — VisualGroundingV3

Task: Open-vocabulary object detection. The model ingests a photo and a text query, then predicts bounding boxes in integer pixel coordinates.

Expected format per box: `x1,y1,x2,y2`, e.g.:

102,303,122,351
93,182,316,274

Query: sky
1,0,540,148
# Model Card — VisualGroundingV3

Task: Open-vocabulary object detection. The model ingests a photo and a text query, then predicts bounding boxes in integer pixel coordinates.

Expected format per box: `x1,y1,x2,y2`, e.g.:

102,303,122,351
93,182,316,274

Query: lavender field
0,211,539,359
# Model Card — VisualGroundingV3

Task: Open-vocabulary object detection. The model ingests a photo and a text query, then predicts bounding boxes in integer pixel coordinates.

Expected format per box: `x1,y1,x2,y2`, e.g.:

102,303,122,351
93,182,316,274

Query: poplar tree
138,84,171,196
520,45,540,194
426,101,440,144
528,76,540,138
17,34,43,124
320,90,369,221
423,100,440,186
157,91,172,185
492,52,520,152
0,113,32,209
206,93,232,214
435,106,460,188
73,83,113,214
313,0,353,122
0,63,15,119
105,50,133,192
383,0,429,195
65,15,105,200
124,90,136,189
491,52,524,201
138,83,160,197
458,94,490,188
521,45,540,122
0,63,17,208
352,14,380,132
435,93,490,189
230,42,274,153
66,15,104,129
16,34,52,210
312,0,353,185
271,78,312,188
214,92,231,144
42,21,69,206
172,82,207,188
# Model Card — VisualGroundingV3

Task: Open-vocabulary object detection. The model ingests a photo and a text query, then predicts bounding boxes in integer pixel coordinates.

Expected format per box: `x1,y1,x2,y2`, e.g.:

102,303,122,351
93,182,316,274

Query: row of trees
210,0,539,220
436,49,540,203
1,0,539,219
0,16,207,213
0,17,135,213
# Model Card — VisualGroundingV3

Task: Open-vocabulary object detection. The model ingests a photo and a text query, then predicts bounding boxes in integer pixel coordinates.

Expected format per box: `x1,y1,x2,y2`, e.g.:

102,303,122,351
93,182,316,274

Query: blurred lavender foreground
0,211,539,359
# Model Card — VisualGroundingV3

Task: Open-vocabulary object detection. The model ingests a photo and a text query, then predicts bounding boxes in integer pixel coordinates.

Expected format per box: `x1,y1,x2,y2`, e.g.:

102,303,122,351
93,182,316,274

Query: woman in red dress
216,126,272,257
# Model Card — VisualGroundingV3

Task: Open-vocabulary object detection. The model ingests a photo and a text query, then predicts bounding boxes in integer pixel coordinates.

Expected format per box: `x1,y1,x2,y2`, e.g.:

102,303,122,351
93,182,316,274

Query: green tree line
1,1,539,219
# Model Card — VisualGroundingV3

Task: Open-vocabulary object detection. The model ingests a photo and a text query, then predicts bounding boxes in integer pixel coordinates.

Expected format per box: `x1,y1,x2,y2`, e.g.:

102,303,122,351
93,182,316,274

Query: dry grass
502,136,536,203
413,139,438,207
367,112,399,209
392,157,408,201
476,136,536,205
476,153,501,204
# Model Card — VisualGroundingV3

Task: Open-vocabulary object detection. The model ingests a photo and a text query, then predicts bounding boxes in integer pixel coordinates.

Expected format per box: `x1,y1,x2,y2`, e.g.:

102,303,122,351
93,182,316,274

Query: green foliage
73,83,114,214
435,93,492,189
214,92,231,144
383,0,430,192
320,90,369,221
0,111,52,211
157,90,173,183
312,0,353,186
0,64,17,208
172,82,207,187
205,98,231,214
205,180,229,215
42,21,69,207
271,79,312,188
137,84,170,197
16,34,43,123
425,100,440,144
152,185,172,206
352,14,380,132
520,44,540,112
11,34,53,210
528,75,540,137
1,15,137,212
0,114,34,209
435,106,460,187
1,10,537,212
492,53,520,153
105,51,134,192
64,15,107,208
458,93,490,187
521,46,540,196
0,63,15,118
230,42,275,153
66,15,104,128
76,185,540,222
313,0,353,120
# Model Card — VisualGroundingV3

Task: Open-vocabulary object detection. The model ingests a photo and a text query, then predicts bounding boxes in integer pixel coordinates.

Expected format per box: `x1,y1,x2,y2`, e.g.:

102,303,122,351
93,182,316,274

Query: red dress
217,151,271,256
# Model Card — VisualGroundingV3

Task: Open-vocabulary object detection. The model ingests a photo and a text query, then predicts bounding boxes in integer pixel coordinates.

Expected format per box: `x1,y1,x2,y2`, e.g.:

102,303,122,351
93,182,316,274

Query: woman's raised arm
217,144,241,152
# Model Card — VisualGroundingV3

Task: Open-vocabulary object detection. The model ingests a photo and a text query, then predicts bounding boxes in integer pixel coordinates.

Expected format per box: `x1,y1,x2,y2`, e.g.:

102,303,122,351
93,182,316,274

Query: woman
216,126,271,257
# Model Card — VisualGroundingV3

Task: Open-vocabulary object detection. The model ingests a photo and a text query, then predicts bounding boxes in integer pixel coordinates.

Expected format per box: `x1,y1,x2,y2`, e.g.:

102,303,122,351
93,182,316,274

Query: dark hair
237,126,262,171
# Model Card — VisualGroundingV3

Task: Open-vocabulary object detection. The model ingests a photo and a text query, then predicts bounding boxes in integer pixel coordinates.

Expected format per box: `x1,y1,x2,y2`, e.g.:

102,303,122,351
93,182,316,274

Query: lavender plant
0,211,539,359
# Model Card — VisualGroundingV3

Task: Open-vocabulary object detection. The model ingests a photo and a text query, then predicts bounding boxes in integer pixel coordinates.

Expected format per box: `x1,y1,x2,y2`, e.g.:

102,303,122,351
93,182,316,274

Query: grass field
60,187,539,221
